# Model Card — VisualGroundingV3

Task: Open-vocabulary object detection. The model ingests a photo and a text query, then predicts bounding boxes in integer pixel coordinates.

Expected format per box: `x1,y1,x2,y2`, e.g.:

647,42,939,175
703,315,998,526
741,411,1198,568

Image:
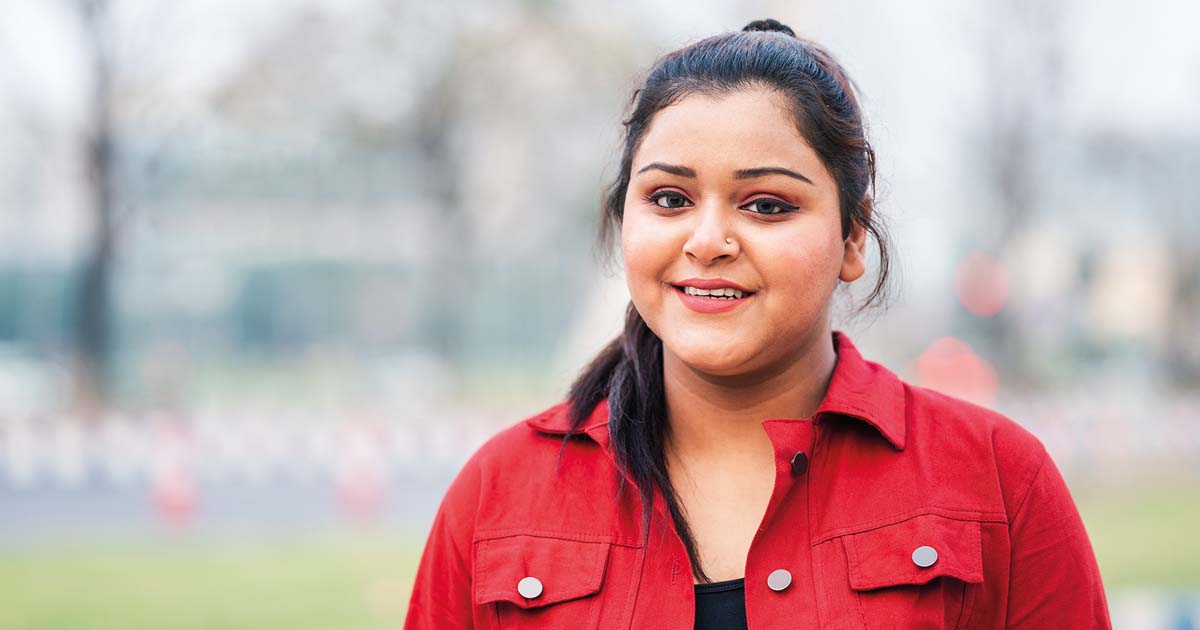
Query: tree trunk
73,0,115,418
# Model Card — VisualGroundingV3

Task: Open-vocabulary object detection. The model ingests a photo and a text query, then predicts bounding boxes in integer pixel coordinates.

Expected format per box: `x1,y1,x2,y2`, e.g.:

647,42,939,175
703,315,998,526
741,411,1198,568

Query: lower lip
673,286,754,313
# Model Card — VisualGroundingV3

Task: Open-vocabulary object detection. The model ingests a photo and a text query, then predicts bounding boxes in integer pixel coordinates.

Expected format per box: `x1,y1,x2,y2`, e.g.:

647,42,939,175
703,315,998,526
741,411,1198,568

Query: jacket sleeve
1006,447,1111,629
404,455,483,630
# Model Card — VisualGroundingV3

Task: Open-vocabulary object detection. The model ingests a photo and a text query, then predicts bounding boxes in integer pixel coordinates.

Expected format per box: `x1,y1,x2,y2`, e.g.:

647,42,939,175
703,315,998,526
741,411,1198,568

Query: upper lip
673,277,755,293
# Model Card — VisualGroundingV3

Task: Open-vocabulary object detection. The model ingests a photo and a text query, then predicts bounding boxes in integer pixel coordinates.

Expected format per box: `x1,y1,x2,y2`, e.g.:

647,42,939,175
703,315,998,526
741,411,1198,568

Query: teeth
683,286,745,299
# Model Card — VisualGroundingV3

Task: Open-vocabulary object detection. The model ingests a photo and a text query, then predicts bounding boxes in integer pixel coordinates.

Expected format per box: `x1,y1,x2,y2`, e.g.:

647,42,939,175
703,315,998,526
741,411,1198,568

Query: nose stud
725,237,733,244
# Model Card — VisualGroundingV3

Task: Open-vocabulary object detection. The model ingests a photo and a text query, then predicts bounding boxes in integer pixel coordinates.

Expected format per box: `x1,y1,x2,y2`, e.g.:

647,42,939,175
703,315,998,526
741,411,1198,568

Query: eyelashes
645,190,692,210
643,190,800,216
742,198,800,216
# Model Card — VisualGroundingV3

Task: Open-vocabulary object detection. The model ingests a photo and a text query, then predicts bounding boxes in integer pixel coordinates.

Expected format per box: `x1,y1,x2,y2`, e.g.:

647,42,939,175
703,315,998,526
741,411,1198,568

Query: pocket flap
474,535,610,609
843,514,984,591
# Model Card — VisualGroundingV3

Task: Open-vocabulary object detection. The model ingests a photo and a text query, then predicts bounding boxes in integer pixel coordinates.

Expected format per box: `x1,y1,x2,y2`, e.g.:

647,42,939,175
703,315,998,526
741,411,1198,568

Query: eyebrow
735,166,814,185
634,162,813,185
636,162,696,178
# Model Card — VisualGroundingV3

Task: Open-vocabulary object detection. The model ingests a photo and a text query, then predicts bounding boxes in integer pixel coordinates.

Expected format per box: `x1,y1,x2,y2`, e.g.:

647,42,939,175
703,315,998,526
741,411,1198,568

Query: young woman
405,19,1111,630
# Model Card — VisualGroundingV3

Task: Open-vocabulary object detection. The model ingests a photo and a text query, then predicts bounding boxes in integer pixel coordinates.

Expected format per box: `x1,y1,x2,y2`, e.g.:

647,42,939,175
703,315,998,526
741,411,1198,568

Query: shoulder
462,400,601,474
903,380,1045,457
900,379,1049,518
436,399,620,538
445,401,571,492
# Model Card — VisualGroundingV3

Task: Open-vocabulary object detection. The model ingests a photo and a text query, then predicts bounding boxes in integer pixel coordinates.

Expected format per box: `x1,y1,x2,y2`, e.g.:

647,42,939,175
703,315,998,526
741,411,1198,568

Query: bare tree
73,0,117,417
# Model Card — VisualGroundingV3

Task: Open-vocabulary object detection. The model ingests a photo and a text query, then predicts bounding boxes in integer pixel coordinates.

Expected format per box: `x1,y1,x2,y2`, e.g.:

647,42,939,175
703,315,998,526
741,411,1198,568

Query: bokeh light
913,337,999,407
955,252,1009,318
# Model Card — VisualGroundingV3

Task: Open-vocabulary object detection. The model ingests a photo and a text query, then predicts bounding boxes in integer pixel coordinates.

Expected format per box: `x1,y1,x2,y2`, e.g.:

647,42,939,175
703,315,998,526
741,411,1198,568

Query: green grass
1076,483,1200,588
0,533,422,630
0,486,1195,630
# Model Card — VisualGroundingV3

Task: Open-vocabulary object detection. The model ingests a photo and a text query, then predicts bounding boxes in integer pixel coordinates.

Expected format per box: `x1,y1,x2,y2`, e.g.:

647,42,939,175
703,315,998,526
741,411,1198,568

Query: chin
668,342,754,375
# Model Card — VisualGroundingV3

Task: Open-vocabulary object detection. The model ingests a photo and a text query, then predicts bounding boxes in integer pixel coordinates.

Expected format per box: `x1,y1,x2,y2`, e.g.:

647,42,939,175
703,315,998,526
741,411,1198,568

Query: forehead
631,85,821,175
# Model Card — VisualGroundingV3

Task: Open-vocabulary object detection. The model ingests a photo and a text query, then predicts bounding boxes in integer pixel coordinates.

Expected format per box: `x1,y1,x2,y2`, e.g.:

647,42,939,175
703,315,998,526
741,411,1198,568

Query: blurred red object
955,253,1009,317
150,419,196,529
914,337,998,406
335,421,388,522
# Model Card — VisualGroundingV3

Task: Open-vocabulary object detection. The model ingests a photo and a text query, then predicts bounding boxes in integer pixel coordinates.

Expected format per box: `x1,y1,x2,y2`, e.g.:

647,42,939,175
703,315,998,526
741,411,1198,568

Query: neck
663,328,838,461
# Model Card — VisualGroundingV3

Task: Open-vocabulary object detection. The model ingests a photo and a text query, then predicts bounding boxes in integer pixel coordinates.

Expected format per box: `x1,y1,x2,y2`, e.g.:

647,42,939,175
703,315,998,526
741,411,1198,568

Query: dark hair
565,19,892,583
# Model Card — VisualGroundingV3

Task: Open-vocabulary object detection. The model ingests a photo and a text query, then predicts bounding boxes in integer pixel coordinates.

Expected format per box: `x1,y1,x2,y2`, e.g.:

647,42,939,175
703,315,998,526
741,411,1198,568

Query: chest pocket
842,513,984,630
474,534,610,630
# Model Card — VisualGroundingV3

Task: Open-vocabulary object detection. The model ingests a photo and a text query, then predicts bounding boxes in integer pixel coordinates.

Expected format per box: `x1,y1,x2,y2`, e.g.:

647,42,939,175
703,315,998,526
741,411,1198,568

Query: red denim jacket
404,332,1111,629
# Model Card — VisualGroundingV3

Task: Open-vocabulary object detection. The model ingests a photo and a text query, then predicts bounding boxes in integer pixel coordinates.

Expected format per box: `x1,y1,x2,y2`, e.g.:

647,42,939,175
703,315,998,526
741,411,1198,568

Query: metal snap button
517,576,543,598
912,545,938,568
767,568,792,592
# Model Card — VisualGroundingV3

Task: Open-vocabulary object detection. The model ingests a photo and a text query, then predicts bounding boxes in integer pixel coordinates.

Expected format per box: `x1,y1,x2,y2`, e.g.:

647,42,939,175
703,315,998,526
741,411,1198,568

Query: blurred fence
1,392,1196,496
0,402,501,543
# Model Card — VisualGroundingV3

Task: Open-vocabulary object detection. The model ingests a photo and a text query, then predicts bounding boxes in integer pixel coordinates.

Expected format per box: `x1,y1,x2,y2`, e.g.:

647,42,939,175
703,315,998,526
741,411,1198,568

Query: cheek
762,231,845,299
620,213,670,282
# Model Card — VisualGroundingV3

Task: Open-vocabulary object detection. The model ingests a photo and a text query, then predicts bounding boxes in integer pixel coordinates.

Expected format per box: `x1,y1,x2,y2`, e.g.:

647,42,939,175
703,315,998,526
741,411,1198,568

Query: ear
839,221,868,283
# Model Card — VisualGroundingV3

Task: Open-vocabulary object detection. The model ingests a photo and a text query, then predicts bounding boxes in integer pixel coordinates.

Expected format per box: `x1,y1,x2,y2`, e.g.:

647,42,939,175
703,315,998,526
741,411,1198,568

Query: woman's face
621,85,866,377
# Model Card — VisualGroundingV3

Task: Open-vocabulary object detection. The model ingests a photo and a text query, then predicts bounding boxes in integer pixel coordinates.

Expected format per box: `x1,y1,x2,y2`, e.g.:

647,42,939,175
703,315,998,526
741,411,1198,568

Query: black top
694,577,748,630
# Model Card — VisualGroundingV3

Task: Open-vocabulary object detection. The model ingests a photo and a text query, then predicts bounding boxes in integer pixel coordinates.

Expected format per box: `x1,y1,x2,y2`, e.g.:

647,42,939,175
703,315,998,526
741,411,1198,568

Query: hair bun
742,19,796,37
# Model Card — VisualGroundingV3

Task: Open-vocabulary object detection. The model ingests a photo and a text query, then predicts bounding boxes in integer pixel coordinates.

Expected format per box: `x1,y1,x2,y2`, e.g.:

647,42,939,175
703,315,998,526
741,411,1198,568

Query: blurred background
1,0,1197,628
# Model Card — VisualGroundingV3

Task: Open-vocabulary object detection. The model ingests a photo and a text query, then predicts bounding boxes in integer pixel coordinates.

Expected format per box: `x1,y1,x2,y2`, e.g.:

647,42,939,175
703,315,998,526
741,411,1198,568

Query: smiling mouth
671,285,756,300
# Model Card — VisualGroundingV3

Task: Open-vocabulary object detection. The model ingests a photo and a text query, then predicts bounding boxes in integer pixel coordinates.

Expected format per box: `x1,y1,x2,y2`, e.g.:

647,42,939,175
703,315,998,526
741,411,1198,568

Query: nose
682,203,738,265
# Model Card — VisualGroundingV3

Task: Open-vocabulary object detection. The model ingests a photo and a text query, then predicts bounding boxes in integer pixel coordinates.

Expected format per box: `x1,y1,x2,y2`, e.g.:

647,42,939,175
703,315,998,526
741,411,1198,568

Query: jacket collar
526,330,906,450
811,331,906,450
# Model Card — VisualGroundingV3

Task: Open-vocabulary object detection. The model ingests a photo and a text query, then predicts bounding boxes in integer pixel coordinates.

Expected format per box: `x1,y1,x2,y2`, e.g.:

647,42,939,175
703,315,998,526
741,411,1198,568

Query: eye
646,190,692,209
741,197,799,215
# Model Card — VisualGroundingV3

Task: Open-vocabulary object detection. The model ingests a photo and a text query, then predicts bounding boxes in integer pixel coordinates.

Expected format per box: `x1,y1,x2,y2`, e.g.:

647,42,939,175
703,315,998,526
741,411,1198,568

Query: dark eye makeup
646,190,691,209
741,198,799,215
643,190,799,215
